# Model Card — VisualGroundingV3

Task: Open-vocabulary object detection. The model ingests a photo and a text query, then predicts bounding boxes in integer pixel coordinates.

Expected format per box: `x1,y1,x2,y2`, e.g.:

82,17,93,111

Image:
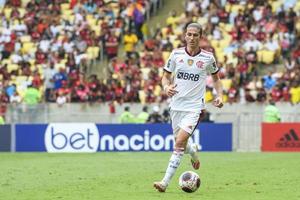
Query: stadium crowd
106,0,300,105
0,0,161,117
0,0,300,120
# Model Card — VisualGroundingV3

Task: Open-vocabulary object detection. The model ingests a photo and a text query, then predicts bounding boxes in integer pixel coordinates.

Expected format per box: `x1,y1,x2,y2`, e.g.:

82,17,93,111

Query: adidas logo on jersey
276,129,300,148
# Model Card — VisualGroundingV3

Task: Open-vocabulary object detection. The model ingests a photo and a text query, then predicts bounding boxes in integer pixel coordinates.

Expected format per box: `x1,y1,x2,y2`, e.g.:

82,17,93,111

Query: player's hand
165,84,178,97
213,96,223,108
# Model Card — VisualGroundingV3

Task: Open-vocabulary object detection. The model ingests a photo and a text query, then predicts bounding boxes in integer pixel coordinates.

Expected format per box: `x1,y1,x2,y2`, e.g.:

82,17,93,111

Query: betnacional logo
45,123,99,153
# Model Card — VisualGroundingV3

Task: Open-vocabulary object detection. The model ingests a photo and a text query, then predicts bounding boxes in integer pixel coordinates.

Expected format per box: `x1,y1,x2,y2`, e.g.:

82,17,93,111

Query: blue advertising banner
0,125,11,152
16,124,47,152
15,123,232,152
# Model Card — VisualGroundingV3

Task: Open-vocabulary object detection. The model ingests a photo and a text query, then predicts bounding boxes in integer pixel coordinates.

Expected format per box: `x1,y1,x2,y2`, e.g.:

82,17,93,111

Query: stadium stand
0,0,299,121
0,0,163,116
104,0,300,105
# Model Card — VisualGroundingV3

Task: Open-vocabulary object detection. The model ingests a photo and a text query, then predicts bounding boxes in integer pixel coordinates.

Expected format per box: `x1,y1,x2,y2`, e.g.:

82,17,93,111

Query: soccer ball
178,171,201,193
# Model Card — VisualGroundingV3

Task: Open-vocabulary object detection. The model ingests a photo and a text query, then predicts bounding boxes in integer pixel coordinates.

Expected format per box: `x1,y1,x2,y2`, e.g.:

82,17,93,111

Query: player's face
185,27,201,49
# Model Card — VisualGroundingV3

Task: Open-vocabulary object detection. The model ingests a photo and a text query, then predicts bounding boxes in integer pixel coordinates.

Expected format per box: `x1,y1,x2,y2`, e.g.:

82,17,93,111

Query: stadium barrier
261,123,300,152
14,123,232,152
0,125,11,152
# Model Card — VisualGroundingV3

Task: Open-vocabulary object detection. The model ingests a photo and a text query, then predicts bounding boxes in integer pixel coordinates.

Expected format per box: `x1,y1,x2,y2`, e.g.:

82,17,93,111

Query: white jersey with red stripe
163,47,219,113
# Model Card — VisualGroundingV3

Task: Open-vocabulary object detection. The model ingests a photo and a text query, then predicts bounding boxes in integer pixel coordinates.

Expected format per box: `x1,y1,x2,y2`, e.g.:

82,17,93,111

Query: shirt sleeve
163,51,176,73
206,55,219,74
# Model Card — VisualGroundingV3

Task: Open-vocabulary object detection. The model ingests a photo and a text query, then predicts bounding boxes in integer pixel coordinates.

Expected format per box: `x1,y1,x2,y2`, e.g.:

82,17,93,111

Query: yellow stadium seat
62,9,73,16
60,59,67,64
4,8,12,19
87,17,97,27
2,59,11,65
219,39,230,49
225,4,231,13
20,35,31,43
22,42,35,54
138,90,146,104
162,51,170,62
173,29,183,36
7,64,19,73
296,1,300,11
271,1,283,13
172,40,181,48
154,85,161,97
60,3,70,11
223,94,228,103
112,73,118,79
231,5,245,14
36,64,43,74
18,8,26,17
215,51,225,63
55,63,66,70
224,24,233,32
257,50,275,64
221,79,232,91
261,50,275,64
21,0,31,8
87,46,100,60
16,76,27,83
210,40,219,49
205,90,214,102
141,68,150,78
28,59,36,66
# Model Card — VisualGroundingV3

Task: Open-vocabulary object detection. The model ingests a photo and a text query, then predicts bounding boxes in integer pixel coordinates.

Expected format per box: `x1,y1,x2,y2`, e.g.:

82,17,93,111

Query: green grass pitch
0,152,300,200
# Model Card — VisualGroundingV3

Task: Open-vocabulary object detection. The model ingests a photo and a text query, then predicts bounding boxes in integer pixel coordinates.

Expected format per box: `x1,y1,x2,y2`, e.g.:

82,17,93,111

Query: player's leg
183,111,203,170
154,128,189,192
185,138,200,169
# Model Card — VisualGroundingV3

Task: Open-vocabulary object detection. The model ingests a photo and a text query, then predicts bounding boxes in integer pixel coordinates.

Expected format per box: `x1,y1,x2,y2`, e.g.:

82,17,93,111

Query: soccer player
153,23,224,192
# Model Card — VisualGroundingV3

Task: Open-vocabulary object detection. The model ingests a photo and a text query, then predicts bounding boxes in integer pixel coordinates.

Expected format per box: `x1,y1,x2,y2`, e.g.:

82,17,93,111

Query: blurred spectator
147,105,163,123
44,63,57,102
10,91,22,104
256,88,267,103
132,1,145,41
289,81,300,105
263,73,276,91
136,106,150,123
263,100,281,123
162,109,170,123
201,110,214,123
23,84,41,105
123,29,138,58
0,115,4,125
105,30,119,60
56,90,68,107
119,106,135,123
53,68,68,90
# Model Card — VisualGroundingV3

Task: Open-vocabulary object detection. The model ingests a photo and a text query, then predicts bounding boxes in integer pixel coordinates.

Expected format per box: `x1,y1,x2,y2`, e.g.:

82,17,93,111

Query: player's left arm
211,72,223,108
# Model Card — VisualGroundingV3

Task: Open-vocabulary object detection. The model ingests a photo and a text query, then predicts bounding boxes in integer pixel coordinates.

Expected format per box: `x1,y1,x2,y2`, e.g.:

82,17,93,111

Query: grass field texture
1,152,300,200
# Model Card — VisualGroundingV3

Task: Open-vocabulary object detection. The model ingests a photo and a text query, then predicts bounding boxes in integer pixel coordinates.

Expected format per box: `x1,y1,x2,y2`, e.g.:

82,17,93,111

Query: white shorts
170,110,201,136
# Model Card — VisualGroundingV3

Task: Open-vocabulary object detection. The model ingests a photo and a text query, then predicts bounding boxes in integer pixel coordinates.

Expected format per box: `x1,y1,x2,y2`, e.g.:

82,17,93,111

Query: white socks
162,148,184,186
185,138,198,161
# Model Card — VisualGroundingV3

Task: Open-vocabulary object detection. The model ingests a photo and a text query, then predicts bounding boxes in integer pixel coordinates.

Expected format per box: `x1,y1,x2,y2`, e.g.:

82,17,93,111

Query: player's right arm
162,71,178,97
162,51,178,97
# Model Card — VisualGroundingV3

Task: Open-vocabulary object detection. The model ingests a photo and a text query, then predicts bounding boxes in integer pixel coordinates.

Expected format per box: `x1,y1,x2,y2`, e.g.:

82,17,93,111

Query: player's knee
175,140,186,149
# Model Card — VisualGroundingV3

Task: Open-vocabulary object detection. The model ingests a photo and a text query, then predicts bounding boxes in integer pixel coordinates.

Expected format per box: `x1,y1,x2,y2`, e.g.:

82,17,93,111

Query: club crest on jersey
196,61,204,68
188,59,194,66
